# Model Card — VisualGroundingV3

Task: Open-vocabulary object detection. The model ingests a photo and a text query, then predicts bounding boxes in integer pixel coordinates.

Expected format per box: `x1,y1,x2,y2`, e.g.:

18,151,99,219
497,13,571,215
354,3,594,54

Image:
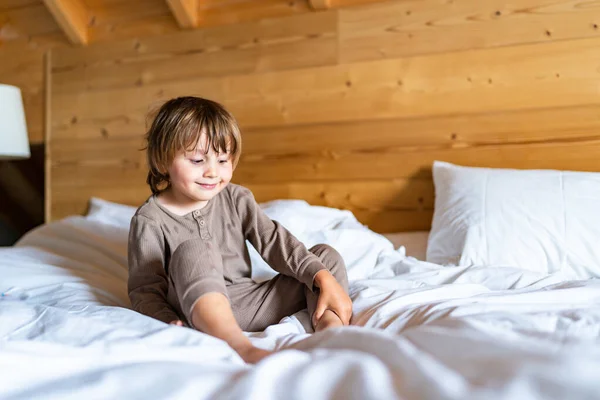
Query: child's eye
190,159,204,164
219,159,229,164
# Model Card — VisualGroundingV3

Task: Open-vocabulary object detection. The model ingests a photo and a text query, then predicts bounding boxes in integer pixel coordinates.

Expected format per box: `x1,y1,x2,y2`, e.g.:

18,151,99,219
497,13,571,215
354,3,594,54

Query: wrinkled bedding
1,203,599,400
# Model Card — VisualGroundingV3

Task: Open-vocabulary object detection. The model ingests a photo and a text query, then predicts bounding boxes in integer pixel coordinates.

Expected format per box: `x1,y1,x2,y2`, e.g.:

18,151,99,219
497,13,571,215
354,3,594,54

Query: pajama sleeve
234,186,326,290
127,215,180,324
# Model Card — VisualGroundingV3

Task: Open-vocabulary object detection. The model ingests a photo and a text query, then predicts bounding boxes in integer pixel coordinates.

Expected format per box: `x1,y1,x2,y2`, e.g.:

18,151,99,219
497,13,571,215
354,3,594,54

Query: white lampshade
0,84,30,159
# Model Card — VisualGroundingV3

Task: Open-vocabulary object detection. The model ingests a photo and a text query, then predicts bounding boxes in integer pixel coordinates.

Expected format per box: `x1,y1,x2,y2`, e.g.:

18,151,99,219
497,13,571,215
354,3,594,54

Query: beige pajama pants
169,240,349,332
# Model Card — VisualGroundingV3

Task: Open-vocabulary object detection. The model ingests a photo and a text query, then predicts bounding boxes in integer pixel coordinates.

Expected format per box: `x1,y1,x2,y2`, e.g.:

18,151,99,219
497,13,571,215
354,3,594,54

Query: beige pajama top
127,184,327,324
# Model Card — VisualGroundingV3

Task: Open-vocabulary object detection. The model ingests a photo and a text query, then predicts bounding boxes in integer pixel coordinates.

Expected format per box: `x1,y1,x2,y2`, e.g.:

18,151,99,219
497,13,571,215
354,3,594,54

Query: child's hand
169,320,184,326
312,270,352,327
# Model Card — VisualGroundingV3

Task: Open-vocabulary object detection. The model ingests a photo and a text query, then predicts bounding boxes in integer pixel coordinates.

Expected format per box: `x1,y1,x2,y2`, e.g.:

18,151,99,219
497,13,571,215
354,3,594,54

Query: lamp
0,84,30,159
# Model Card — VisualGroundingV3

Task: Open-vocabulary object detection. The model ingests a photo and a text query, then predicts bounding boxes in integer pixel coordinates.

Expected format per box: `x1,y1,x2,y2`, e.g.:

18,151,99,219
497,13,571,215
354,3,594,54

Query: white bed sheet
1,211,599,400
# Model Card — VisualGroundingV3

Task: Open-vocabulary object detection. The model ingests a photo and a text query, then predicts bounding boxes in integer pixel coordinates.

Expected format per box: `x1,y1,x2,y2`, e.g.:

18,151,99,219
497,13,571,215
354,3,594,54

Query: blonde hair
144,97,242,194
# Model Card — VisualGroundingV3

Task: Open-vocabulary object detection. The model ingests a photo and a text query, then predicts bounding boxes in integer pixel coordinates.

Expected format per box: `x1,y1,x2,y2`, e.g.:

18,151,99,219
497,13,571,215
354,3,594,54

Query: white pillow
87,197,137,228
427,161,600,278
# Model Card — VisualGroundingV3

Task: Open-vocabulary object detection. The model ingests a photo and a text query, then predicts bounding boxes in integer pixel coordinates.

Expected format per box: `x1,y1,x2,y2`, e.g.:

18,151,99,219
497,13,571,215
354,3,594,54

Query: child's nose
204,161,217,176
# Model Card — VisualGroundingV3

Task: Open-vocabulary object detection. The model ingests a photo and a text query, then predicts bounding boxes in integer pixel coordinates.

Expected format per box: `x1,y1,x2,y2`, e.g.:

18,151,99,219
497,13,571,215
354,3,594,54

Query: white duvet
1,201,599,400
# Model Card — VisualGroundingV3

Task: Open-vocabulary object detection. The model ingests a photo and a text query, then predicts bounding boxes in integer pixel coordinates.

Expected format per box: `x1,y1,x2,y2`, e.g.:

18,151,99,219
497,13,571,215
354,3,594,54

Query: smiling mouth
198,182,218,190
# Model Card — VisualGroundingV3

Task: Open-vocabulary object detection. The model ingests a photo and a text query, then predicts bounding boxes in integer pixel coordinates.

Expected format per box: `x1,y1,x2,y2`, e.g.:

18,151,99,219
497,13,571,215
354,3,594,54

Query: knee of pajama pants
309,243,349,291
170,239,221,274
170,238,227,325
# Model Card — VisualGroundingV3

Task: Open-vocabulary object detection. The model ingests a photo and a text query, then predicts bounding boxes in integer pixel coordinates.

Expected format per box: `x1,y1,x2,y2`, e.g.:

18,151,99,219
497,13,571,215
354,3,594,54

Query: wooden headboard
47,1,600,233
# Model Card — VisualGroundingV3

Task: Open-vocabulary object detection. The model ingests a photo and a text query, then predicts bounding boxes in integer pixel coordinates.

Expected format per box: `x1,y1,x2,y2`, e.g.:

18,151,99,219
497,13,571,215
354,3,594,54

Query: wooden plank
51,35,600,131
234,140,600,183
52,10,336,69
43,0,90,45
245,179,434,210
166,0,198,28
51,11,338,94
340,0,600,63
52,35,337,94
241,105,600,156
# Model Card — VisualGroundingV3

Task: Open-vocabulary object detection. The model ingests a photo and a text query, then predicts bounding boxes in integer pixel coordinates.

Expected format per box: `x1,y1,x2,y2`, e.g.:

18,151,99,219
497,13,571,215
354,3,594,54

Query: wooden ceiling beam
42,0,89,45
166,0,199,29
309,0,331,10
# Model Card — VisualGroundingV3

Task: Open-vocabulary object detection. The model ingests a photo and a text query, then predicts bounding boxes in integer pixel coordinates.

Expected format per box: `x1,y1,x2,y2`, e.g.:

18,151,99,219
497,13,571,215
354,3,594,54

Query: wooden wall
1,0,387,144
37,0,600,231
0,0,381,238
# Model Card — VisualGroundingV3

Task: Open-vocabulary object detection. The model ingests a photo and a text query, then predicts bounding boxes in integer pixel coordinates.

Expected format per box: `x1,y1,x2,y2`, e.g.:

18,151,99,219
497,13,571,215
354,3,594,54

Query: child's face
167,133,233,205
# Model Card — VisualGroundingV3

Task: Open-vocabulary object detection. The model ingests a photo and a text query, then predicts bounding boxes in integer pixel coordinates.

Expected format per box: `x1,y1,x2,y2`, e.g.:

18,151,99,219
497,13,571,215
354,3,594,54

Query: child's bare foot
236,344,273,364
315,309,343,332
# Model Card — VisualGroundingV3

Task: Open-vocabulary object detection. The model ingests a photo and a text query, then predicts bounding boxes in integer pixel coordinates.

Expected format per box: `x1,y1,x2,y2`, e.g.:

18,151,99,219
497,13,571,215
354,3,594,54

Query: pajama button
199,220,205,226
193,211,199,217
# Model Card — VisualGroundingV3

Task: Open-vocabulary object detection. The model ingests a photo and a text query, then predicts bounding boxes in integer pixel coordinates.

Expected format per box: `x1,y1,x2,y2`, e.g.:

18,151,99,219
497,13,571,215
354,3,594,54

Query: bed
2,161,600,399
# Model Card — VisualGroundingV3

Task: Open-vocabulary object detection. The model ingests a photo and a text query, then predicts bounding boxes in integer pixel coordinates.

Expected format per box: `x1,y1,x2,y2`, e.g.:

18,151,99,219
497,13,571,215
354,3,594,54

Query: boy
128,97,352,364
